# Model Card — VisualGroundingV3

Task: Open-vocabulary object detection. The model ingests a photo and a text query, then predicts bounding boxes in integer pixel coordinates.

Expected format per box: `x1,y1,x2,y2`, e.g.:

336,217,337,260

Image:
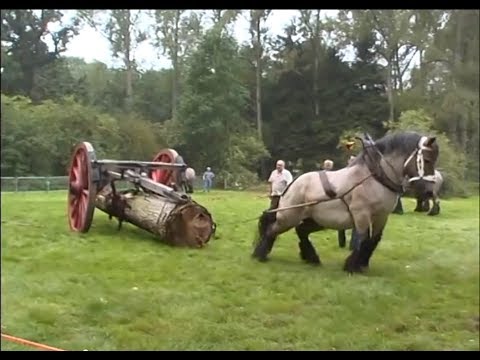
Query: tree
1,10,79,101
154,10,203,121
78,10,147,111
249,10,271,140
177,29,268,179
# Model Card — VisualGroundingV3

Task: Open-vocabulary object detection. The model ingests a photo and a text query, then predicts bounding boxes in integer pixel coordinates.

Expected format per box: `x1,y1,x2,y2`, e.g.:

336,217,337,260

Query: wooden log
94,186,215,248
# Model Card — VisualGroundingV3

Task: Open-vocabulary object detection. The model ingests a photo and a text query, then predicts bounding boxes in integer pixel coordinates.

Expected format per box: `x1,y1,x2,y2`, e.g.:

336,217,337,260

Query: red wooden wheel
150,148,179,186
67,142,97,233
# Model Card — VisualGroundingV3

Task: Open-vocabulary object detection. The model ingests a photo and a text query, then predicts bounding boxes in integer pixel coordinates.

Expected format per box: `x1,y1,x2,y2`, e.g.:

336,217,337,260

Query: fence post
15,177,18,193
46,177,51,193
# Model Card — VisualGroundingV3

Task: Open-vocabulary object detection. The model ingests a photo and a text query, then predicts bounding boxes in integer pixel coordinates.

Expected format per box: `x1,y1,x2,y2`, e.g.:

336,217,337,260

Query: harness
403,136,437,183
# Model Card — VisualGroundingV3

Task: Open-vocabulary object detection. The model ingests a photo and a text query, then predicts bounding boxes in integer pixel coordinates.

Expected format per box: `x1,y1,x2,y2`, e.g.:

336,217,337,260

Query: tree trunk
313,10,320,118
386,62,395,121
172,11,180,121
124,11,133,112
95,186,216,248
419,49,425,96
255,16,263,140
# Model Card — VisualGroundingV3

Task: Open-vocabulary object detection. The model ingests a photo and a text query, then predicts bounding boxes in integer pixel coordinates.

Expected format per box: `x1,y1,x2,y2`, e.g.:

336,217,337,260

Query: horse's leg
414,197,424,212
422,199,431,212
392,197,404,214
295,218,324,265
338,230,346,248
357,214,388,270
252,209,303,262
427,195,440,216
343,211,371,274
349,226,368,250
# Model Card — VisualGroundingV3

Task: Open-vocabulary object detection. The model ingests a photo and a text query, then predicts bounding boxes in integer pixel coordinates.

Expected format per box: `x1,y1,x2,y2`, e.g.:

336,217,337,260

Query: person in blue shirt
202,167,215,192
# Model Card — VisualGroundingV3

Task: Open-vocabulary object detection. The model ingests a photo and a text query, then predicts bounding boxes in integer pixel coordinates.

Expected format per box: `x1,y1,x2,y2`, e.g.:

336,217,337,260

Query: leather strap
318,170,337,198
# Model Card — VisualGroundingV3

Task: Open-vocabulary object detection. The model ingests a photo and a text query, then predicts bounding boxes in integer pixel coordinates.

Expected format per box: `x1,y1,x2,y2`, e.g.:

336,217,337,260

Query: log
94,186,215,248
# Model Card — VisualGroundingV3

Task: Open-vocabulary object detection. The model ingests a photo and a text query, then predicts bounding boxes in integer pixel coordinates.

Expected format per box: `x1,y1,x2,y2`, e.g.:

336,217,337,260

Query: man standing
268,160,293,209
202,167,215,192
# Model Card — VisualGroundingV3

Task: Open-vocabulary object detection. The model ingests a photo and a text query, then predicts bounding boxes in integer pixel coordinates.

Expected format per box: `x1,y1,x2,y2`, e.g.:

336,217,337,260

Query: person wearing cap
322,159,334,171
267,160,293,209
202,166,215,192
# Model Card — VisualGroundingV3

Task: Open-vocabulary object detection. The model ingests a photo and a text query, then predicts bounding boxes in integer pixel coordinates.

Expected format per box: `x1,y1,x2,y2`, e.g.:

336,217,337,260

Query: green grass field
1,190,479,351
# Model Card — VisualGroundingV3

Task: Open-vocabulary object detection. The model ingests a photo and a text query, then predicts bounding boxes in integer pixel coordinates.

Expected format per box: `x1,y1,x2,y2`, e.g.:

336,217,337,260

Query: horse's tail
253,202,278,248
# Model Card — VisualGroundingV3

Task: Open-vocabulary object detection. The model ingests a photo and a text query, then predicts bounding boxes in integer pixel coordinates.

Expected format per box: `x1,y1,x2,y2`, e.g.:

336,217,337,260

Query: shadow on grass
89,217,171,247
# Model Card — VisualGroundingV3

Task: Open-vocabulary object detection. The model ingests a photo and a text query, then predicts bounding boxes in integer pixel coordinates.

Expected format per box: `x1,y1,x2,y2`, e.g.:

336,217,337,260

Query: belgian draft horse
392,169,444,216
252,131,440,274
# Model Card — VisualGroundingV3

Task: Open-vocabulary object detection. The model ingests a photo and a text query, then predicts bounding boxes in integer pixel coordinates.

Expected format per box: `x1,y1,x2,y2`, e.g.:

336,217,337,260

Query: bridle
356,134,437,195
403,136,437,184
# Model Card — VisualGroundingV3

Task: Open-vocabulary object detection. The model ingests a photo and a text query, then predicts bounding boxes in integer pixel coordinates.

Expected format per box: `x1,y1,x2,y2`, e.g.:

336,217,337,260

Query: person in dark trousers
267,160,293,209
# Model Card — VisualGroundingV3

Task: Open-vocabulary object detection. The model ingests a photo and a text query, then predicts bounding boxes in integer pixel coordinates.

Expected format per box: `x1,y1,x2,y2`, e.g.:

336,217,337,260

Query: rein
264,173,373,214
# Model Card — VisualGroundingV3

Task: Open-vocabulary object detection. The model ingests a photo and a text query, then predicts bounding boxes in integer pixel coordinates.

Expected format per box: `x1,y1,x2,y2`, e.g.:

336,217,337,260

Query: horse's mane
349,131,436,167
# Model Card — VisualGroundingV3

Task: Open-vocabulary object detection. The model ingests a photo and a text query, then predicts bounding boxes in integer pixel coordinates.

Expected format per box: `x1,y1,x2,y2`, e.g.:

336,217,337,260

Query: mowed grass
1,190,479,351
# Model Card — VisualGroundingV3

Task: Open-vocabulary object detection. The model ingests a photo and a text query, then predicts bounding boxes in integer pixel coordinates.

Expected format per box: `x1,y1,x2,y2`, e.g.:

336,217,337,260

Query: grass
1,190,479,351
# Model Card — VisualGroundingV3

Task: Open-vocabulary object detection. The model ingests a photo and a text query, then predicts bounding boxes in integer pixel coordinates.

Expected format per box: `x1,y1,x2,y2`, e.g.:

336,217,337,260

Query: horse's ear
425,136,436,147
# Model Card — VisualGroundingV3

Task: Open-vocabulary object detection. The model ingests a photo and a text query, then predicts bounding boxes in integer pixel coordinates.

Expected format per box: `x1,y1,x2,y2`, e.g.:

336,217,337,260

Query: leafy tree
177,29,268,181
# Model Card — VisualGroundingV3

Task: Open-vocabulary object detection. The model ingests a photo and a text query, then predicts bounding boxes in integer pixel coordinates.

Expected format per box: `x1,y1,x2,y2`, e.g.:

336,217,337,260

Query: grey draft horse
252,131,440,274
392,169,444,216
181,167,196,194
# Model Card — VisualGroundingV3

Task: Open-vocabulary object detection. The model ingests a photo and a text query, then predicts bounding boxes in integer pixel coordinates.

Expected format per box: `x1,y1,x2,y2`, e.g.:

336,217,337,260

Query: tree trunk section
172,11,180,121
386,62,395,121
419,49,425,96
313,10,321,118
124,11,133,112
95,186,216,248
255,17,263,140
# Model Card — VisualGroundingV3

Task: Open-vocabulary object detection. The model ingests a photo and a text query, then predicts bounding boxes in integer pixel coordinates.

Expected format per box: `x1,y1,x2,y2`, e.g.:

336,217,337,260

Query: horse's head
356,132,440,198
402,135,439,199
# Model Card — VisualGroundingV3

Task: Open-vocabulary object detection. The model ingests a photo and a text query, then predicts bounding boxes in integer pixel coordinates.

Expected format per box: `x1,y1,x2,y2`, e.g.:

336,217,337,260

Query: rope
1,332,66,351
265,174,373,214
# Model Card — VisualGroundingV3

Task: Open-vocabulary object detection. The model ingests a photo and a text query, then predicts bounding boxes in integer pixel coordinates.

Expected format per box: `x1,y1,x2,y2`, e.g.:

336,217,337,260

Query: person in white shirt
267,160,293,209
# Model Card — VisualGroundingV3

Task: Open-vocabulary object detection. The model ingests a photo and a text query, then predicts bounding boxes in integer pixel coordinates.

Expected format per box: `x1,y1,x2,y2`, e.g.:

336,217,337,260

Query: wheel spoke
72,164,80,182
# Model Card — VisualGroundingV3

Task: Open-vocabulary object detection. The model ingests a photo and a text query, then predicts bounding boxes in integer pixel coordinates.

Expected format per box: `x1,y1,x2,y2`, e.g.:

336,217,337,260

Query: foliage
177,29,268,181
1,94,121,176
0,9,478,188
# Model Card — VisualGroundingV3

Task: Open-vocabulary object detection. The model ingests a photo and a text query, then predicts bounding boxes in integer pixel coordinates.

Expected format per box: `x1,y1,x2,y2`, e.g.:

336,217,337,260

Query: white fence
1,176,69,192
1,176,220,192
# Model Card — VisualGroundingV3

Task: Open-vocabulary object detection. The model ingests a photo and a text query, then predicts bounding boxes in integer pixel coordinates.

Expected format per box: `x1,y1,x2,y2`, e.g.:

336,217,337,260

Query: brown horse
252,131,440,274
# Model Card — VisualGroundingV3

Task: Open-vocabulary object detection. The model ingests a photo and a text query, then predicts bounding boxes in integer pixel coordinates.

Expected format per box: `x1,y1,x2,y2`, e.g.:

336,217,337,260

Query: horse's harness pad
362,144,404,194
318,170,337,198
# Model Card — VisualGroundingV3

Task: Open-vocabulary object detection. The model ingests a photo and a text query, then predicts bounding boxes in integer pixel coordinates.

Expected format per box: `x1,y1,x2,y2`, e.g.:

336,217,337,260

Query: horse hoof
252,253,269,262
343,260,363,274
306,258,321,266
